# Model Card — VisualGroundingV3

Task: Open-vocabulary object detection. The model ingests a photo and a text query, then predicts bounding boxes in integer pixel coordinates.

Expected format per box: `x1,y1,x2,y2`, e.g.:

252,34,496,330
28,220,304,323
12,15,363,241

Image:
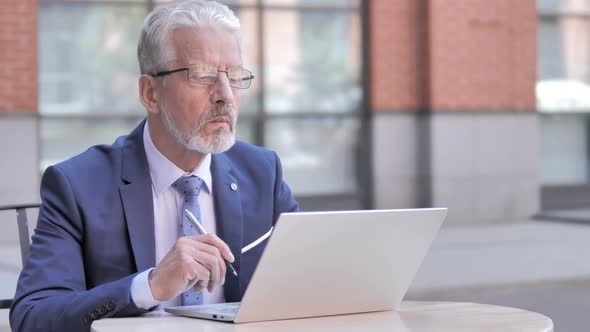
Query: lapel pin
230,183,238,191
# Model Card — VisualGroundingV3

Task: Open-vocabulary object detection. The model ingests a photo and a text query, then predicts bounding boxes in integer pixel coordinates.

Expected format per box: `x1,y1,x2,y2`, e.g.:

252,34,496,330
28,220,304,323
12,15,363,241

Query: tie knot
173,176,203,197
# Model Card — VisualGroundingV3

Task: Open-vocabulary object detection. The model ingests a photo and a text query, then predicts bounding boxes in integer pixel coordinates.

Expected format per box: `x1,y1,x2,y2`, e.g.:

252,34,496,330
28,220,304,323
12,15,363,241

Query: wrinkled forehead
168,27,242,68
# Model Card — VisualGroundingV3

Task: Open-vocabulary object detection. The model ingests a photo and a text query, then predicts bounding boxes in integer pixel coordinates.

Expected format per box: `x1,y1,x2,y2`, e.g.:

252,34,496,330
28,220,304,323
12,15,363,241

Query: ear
139,74,160,115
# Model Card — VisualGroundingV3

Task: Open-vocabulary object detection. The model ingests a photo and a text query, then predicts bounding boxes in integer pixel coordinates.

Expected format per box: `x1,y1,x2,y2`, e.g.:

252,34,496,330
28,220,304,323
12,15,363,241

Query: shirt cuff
130,268,160,310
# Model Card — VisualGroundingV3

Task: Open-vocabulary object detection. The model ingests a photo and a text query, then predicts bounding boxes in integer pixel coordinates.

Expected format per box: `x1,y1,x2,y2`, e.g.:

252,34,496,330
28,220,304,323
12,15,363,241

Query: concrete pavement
408,219,590,332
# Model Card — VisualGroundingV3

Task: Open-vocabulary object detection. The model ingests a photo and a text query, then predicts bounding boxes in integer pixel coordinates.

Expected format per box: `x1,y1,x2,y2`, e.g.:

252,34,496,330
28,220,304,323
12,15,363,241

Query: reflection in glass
234,116,256,144
264,10,362,113
538,0,561,12
262,0,359,7
538,0,590,13
231,8,260,113
265,118,359,195
540,114,589,184
186,0,258,5
537,1,590,112
41,118,144,169
39,4,146,114
538,1,590,187
41,117,254,171
38,1,364,203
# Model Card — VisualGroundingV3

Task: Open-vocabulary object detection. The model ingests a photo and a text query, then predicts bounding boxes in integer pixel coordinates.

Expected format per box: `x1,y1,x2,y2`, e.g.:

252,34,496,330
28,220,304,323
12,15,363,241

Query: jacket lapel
119,120,156,273
211,153,243,302
117,121,243,296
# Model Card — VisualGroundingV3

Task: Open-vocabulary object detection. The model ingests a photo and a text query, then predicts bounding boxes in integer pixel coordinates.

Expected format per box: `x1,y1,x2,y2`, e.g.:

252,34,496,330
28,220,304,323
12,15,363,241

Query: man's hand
148,234,235,301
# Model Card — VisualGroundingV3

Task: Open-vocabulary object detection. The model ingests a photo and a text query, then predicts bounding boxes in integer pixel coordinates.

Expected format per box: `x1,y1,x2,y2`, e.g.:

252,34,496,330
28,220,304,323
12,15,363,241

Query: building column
370,0,539,224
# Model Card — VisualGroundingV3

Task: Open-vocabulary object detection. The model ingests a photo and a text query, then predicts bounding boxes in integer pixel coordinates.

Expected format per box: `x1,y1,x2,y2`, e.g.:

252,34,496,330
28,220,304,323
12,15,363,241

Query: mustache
200,105,235,124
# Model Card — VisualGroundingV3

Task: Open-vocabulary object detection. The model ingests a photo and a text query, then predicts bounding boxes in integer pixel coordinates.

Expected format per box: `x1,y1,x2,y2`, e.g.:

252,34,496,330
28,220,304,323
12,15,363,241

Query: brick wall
370,0,536,112
370,0,422,111
0,0,38,113
429,0,537,110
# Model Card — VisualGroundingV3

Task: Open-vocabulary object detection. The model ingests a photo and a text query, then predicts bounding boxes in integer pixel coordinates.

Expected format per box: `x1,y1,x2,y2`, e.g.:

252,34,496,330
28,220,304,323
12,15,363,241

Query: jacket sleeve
10,166,150,332
272,151,300,222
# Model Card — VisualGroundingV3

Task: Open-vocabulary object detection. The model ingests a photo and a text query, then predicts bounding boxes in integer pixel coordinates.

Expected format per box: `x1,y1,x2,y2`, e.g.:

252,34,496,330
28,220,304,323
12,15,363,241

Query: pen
184,209,239,277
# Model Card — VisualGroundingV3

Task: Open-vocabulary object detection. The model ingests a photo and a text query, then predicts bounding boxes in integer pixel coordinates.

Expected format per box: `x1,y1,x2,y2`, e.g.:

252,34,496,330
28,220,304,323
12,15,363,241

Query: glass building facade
38,0,366,210
538,0,590,209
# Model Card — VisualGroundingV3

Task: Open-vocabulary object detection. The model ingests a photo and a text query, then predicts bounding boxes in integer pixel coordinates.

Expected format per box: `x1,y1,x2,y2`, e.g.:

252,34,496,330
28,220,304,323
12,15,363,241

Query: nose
209,70,235,106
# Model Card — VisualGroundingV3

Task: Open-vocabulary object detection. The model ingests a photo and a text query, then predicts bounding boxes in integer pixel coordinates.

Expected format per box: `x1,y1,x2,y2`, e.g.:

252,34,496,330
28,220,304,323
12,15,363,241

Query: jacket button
106,301,115,310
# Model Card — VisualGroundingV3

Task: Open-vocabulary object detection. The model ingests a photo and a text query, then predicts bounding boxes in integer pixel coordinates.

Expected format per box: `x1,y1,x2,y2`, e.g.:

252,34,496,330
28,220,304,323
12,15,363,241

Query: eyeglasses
150,63,255,89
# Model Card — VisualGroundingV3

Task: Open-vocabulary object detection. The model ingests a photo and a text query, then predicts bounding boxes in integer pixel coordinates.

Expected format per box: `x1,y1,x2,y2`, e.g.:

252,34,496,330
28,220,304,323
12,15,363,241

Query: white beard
160,104,237,154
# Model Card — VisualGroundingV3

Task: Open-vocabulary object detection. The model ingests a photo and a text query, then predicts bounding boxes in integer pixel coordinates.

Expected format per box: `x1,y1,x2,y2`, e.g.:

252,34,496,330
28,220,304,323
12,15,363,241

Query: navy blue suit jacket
10,120,299,332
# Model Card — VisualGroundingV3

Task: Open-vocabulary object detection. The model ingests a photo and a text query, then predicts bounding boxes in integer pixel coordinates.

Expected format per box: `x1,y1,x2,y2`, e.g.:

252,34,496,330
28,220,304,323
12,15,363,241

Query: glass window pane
224,0,258,5
233,8,261,114
262,0,359,7
264,118,360,195
538,0,590,13
41,118,144,169
156,0,258,6
537,16,590,112
235,116,256,144
538,0,561,12
39,4,146,115
263,10,362,113
41,117,255,169
540,114,589,185
538,2,590,189
538,19,564,81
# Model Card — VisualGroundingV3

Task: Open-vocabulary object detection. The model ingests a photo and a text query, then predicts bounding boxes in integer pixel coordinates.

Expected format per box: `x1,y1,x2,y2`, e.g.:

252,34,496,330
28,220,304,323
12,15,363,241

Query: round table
92,301,554,332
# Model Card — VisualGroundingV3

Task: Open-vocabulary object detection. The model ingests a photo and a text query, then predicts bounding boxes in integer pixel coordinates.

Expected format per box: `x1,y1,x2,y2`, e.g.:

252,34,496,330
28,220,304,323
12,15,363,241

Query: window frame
538,3,590,211
38,0,372,210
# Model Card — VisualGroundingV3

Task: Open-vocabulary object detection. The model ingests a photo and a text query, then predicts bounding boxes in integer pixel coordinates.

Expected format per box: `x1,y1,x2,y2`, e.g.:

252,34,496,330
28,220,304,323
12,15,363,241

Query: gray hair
137,0,241,75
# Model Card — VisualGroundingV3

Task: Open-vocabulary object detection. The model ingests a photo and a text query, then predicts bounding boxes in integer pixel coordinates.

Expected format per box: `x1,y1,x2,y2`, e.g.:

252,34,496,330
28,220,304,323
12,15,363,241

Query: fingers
190,234,235,263
182,252,210,284
185,244,226,290
151,235,232,301
208,254,222,292
193,280,206,293
193,249,220,291
166,235,234,297
189,258,217,294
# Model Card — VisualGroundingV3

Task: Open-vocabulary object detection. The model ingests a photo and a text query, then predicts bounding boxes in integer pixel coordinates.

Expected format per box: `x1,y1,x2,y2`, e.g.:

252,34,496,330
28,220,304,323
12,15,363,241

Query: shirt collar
143,121,213,196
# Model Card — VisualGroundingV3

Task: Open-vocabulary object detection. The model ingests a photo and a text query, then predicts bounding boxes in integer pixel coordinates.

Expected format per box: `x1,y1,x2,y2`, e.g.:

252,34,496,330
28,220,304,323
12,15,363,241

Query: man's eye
194,72,216,79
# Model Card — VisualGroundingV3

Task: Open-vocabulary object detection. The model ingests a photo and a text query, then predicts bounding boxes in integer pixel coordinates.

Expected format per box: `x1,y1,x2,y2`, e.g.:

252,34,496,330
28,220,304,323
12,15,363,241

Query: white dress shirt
130,122,225,309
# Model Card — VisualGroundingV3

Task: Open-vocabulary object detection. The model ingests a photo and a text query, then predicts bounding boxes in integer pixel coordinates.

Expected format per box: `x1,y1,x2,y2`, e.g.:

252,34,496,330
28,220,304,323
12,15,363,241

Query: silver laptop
165,208,447,323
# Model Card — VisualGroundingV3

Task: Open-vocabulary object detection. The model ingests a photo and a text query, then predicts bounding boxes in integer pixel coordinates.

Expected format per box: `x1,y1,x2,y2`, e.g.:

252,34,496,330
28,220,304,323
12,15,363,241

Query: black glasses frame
150,65,255,89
